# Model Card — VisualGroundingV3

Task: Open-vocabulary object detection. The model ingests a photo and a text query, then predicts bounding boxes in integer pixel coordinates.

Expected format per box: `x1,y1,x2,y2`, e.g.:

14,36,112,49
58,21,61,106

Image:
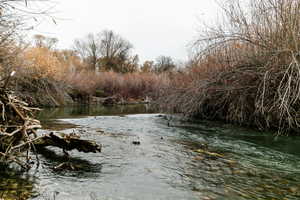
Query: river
1,105,300,200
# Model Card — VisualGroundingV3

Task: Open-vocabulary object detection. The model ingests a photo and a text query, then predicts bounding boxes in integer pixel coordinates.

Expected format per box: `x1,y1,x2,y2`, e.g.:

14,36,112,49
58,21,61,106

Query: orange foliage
21,47,68,79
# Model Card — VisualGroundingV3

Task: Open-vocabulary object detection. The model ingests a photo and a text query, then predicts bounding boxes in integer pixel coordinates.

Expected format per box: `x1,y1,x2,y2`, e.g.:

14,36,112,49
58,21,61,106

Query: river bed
1,105,300,200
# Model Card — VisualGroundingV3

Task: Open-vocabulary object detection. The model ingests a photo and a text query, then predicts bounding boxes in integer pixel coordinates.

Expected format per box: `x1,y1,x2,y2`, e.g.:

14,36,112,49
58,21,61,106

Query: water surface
1,105,300,200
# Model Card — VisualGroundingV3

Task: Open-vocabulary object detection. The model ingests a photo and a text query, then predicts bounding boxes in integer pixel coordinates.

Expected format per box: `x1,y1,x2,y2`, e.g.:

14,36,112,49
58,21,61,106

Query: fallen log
34,132,102,154
0,72,102,170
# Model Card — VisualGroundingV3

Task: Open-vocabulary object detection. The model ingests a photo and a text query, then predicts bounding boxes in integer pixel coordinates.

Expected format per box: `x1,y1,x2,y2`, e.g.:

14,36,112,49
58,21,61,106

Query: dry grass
0,43,169,105
66,71,170,100
158,0,300,133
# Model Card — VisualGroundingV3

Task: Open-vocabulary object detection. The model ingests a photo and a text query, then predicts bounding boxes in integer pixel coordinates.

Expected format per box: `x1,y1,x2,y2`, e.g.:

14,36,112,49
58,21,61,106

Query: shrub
21,47,68,80
66,71,169,100
158,0,300,133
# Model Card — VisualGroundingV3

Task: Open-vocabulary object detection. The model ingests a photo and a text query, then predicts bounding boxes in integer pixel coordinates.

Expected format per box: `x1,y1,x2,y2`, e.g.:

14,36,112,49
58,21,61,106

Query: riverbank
4,0,300,134
11,73,157,108
157,0,300,134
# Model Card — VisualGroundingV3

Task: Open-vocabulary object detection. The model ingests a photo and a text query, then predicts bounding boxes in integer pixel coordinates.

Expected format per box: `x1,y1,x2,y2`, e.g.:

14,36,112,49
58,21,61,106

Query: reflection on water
0,165,38,200
37,104,154,120
38,148,103,177
1,105,300,199
38,104,154,131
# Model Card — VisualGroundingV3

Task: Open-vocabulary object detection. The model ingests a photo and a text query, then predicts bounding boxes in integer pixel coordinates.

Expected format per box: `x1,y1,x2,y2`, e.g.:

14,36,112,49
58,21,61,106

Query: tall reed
159,0,300,133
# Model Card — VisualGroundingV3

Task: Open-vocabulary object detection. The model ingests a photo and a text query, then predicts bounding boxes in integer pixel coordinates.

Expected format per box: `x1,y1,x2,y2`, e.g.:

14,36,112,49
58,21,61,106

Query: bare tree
141,60,154,73
73,33,101,71
0,0,55,76
99,30,133,72
34,34,58,49
154,56,176,73
73,30,134,72
99,30,132,59
0,0,25,76
0,0,55,46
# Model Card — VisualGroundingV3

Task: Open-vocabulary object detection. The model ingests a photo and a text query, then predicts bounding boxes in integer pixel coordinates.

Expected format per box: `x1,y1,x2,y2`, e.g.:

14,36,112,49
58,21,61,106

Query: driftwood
0,72,102,170
34,132,102,154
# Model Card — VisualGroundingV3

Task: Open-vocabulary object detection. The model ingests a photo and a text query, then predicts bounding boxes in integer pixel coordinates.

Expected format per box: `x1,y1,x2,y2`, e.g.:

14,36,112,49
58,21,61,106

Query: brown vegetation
0,38,172,106
158,0,300,133
0,0,175,107
2,0,297,135
66,71,169,101
0,84,101,170
0,28,173,106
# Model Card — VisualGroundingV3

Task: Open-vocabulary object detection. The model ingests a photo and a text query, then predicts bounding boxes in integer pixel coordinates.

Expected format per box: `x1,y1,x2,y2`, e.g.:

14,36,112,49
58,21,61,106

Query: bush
66,71,169,100
158,0,300,133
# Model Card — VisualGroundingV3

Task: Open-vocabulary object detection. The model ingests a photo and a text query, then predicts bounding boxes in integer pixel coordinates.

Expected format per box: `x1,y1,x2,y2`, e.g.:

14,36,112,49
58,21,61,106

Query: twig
2,71,15,90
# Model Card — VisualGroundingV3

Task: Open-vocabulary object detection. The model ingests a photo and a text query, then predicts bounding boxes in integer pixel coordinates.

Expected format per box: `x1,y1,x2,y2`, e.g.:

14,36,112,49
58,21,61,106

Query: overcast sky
29,0,220,62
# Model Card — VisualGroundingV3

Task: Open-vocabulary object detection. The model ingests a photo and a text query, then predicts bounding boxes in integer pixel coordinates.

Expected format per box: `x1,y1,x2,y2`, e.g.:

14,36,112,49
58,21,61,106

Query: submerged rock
132,141,141,145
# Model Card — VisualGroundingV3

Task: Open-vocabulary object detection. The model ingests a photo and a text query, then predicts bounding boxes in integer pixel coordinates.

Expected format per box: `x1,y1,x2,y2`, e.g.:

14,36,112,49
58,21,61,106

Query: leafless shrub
0,0,56,77
159,0,300,133
66,71,170,100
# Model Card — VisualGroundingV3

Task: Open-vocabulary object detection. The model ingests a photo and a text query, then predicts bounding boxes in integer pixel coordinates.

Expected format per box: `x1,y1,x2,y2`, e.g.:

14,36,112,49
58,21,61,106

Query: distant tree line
0,0,177,80
72,30,177,74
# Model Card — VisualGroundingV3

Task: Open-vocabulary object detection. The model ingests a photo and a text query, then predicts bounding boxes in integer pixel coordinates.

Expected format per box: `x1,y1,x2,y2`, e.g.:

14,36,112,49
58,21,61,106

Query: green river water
1,105,300,200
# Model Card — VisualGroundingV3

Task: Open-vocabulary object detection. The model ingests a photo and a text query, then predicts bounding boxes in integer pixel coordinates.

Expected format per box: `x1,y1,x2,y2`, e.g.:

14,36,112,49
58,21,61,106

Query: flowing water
1,105,300,200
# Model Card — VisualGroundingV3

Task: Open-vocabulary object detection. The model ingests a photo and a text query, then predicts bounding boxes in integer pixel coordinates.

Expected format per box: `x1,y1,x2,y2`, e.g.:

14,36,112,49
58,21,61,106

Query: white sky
29,0,220,62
